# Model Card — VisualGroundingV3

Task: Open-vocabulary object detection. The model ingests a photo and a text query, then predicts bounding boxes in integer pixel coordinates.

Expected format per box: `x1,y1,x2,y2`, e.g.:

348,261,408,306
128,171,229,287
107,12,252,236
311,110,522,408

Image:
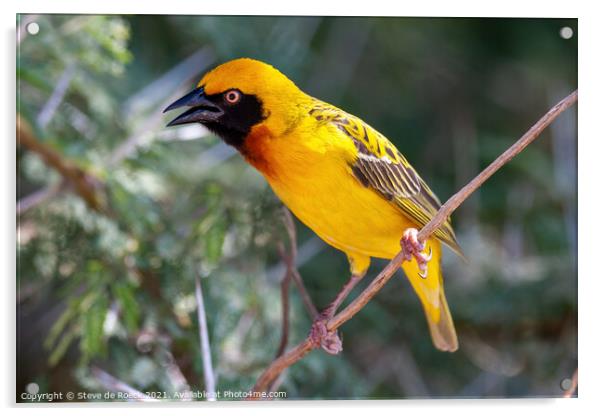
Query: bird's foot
309,309,343,355
401,228,432,279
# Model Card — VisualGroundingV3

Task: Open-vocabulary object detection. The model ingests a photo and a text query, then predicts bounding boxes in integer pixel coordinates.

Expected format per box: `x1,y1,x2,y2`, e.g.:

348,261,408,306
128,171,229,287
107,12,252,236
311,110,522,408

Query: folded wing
309,101,464,258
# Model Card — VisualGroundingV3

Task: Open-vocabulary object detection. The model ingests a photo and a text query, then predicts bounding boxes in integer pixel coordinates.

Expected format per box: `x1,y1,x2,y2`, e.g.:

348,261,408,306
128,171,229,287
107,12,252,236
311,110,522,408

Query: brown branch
274,242,292,359
17,114,105,212
272,210,298,362
274,207,320,358
291,269,319,320
281,208,319,319
270,209,319,391
250,90,578,396
253,339,315,393
417,90,578,242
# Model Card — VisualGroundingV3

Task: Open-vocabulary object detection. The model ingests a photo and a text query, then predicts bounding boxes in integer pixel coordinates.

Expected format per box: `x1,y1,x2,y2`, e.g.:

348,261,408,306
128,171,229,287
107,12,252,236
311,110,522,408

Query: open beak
163,87,224,126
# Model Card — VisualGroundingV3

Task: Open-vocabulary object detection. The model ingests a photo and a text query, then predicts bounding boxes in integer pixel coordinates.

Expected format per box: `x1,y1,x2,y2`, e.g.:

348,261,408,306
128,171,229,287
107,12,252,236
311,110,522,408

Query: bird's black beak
163,87,224,127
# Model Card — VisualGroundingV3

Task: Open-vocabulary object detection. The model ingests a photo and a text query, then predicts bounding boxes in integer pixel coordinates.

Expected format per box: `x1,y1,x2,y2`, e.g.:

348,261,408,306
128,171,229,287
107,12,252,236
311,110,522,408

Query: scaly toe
402,229,425,253
321,332,343,355
309,315,343,355
401,228,431,279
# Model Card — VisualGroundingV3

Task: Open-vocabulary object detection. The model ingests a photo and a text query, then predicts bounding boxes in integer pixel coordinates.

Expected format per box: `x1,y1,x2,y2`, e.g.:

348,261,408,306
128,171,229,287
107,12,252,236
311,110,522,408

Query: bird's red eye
225,90,241,104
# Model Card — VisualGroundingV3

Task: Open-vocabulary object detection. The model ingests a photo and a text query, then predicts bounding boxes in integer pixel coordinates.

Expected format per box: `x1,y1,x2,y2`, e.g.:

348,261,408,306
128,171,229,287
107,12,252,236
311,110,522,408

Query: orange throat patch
240,124,275,177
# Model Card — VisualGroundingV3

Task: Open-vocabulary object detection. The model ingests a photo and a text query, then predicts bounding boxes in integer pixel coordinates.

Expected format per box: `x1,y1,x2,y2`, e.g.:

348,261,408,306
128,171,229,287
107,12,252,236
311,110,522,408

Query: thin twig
281,208,319,319
563,368,578,398
250,90,578,396
418,90,577,242
275,242,292,359
270,209,317,390
91,366,159,402
291,269,319,319
194,273,217,401
274,207,314,358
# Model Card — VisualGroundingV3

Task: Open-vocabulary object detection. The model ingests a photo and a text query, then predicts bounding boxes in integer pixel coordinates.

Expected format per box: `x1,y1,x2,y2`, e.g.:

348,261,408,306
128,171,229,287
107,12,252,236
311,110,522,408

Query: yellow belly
259,136,415,260
244,124,457,351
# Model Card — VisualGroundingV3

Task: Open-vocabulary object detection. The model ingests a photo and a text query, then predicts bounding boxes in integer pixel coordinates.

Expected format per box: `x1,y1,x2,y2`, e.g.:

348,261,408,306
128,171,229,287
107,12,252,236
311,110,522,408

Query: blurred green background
16,15,577,400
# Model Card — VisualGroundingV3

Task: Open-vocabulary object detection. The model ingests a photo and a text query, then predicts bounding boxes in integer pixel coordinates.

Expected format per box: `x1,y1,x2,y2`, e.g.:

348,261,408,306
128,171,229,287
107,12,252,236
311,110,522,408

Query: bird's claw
401,228,432,279
310,313,343,355
423,245,433,262
417,269,427,279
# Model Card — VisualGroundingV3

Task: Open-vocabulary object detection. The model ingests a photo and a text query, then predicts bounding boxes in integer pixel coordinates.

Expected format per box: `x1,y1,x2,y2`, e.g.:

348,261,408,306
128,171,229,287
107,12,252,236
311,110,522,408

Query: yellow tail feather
400,238,458,352
425,286,458,352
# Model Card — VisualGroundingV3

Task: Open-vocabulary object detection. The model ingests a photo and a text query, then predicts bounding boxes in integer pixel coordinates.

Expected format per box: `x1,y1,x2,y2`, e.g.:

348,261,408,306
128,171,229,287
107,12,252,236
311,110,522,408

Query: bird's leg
401,228,433,279
309,272,364,355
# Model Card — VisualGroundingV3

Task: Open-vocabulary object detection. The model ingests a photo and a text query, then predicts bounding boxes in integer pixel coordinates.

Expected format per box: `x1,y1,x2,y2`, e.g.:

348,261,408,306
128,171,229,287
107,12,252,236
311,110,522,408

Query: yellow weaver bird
165,58,463,353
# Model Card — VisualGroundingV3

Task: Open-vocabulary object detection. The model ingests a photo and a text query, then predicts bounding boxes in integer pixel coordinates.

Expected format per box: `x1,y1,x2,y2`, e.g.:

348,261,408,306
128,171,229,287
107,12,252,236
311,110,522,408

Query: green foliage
113,282,140,333
80,292,109,362
17,15,576,401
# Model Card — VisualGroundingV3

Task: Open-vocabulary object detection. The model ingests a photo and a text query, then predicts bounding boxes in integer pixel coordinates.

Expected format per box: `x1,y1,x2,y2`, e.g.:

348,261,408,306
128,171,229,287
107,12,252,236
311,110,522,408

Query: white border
3,0,583,17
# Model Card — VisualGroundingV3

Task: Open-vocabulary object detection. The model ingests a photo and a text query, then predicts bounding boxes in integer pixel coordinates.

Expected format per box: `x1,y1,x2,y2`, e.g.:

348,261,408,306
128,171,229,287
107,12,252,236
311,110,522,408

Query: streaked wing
309,101,464,257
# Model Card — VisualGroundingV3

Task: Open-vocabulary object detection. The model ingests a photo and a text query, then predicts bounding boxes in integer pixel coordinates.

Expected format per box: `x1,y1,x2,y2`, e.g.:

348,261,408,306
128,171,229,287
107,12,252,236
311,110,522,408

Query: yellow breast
242,122,416,260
